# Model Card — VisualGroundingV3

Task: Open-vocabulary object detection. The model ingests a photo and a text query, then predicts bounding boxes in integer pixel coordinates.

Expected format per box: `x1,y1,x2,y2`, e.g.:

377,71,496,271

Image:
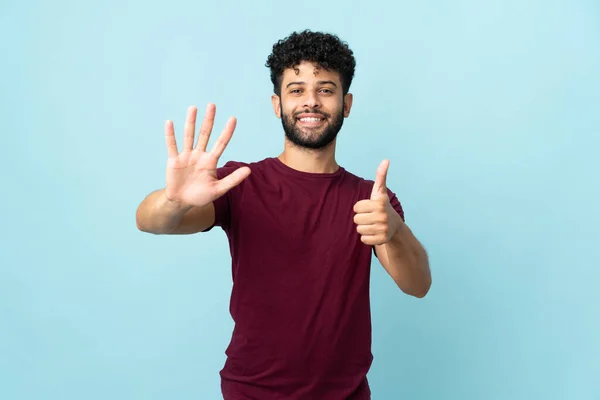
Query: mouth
296,114,327,128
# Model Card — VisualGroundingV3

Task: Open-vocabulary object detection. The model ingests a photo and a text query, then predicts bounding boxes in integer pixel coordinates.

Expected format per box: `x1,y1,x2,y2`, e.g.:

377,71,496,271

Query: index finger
353,199,379,214
209,116,237,160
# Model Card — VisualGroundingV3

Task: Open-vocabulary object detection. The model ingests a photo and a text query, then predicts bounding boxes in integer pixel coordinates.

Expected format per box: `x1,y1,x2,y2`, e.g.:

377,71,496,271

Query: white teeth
299,117,323,122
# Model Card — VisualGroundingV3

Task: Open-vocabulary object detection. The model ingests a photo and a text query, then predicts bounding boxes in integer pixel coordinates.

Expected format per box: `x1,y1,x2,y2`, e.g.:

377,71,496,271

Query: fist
353,160,401,246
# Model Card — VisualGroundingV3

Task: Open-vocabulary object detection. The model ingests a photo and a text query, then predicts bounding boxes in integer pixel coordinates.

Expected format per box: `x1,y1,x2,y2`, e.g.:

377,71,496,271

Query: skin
271,61,352,173
136,60,431,297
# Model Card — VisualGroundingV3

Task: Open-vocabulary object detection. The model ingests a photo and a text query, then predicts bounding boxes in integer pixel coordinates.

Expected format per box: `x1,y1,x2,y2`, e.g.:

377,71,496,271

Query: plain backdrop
1,0,599,399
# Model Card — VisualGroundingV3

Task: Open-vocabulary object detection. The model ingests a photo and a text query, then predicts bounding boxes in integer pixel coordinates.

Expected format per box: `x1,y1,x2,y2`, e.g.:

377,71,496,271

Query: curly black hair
266,30,356,96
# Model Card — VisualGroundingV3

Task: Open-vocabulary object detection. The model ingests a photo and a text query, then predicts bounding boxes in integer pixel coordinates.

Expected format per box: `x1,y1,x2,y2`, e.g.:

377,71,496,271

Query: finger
195,103,216,152
356,224,380,235
353,212,385,225
353,199,380,214
215,166,251,196
209,116,236,160
370,159,390,199
182,105,198,151
164,120,178,158
360,235,381,246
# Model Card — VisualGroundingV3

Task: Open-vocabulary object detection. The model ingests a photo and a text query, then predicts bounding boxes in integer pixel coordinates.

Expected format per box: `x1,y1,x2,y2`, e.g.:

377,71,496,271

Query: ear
343,93,353,118
271,94,281,118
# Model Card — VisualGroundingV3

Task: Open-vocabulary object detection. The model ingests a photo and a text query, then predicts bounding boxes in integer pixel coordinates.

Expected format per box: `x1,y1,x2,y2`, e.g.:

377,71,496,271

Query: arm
374,215,431,298
354,159,432,298
135,189,215,235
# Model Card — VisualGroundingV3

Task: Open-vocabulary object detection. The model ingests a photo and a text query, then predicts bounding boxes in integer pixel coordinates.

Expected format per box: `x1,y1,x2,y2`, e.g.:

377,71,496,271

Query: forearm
375,217,431,298
135,189,193,234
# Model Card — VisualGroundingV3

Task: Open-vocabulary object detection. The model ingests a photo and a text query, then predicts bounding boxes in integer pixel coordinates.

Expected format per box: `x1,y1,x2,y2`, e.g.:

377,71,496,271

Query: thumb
370,159,389,199
215,166,251,196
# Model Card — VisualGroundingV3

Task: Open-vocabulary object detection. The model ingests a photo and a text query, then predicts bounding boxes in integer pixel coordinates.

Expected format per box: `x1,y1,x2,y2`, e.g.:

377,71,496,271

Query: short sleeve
387,187,405,222
201,160,247,232
372,187,405,258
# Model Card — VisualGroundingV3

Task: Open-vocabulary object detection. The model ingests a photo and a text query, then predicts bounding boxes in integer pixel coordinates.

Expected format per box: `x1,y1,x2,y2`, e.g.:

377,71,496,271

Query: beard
280,104,345,150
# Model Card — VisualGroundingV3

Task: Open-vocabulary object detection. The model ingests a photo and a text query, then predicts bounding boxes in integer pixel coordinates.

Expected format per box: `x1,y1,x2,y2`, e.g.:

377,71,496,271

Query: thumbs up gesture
353,160,402,246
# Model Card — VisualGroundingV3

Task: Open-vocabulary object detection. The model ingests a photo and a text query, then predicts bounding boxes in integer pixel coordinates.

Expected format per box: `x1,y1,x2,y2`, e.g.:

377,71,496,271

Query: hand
353,159,401,245
163,104,251,207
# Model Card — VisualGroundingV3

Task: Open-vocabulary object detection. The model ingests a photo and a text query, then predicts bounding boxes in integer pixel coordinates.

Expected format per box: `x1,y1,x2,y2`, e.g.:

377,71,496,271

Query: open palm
164,104,250,207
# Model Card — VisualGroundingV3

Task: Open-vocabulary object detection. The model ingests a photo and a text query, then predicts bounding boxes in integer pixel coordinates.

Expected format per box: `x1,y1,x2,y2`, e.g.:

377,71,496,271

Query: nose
303,90,321,109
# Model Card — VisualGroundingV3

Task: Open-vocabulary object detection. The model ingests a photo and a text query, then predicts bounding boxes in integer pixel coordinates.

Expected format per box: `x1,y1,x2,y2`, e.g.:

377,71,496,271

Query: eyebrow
286,80,338,88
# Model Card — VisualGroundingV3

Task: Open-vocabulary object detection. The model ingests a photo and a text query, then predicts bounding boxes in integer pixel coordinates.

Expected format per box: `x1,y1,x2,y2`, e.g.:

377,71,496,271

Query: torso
212,157,380,399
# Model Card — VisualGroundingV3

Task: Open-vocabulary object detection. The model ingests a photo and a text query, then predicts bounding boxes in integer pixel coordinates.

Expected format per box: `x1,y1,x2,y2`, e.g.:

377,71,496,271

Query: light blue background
1,0,599,399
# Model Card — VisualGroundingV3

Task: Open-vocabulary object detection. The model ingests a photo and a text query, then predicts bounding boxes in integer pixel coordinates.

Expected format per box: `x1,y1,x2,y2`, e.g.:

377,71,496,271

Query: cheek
280,100,296,118
326,99,345,116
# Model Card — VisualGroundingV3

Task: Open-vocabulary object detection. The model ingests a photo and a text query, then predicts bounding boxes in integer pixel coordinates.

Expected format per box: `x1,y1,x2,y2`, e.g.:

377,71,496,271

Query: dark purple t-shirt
206,157,404,400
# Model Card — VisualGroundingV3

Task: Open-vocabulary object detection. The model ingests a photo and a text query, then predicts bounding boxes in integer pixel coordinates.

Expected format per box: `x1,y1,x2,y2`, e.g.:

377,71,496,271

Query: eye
290,89,302,94
320,88,333,94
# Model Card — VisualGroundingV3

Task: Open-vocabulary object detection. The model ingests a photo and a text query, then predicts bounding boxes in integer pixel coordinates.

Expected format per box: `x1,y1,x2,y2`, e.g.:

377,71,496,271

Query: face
272,61,353,150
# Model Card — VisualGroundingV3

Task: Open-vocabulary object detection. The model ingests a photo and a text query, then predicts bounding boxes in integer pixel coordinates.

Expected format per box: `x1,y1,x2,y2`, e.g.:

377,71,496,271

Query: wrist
388,214,406,245
163,191,193,213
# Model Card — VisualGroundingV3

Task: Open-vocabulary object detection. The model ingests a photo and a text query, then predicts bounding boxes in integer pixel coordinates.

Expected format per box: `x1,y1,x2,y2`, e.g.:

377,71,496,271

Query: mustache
294,109,330,118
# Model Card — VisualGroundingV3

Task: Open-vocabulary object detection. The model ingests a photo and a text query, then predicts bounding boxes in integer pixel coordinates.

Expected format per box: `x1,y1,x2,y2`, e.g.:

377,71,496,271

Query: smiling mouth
296,118,326,130
296,114,328,129
298,117,324,122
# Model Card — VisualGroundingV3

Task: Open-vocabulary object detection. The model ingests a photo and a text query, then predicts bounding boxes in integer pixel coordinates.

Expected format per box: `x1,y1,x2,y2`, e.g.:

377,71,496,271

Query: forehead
281,61,341,85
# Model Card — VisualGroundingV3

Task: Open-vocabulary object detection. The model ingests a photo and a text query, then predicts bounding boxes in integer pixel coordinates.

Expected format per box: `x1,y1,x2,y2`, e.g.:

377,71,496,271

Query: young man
136,30,431,400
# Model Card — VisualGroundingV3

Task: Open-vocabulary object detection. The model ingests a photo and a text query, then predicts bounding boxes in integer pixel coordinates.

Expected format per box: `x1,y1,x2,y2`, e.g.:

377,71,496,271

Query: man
136,30,431,400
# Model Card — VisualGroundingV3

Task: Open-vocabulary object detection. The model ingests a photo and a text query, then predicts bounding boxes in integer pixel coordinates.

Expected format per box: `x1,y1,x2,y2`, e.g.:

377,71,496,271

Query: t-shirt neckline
269,157,345,179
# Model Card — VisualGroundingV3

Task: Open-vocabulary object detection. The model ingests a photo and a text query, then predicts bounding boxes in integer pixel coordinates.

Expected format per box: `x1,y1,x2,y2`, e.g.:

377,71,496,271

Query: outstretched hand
353,160,402,245
164,104,251,207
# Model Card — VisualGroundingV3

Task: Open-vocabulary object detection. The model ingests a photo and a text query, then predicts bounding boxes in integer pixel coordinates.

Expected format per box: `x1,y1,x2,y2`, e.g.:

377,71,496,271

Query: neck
278,138,339,174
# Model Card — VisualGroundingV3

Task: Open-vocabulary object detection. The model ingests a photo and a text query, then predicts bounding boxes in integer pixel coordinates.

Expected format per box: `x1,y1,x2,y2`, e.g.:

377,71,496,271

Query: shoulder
340,168,377,194
217,158,272,177
341,167,398,195
219,157,274,168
